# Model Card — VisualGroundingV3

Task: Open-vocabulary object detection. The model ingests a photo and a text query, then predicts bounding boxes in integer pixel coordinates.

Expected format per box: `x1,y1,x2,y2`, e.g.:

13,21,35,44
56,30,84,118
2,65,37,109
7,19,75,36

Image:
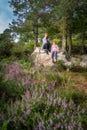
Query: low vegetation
0,57,87,130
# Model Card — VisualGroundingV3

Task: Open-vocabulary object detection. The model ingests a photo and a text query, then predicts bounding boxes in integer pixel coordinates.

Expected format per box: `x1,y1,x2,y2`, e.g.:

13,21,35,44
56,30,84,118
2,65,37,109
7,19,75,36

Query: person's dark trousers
52,51,57,62
43,43,50,54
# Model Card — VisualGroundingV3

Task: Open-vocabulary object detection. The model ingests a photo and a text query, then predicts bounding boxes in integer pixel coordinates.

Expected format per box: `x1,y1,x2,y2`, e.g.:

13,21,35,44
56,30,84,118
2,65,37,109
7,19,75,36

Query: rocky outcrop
71,57,81,66
31,47,72,67
57,52,72,66
31,47,53,67
71,55,87,67
80,55,87,67
31,47,87,67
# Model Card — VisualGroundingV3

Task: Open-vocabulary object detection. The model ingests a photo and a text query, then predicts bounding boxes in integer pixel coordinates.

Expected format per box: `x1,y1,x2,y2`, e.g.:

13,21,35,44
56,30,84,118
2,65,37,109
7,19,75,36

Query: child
51,41,59,62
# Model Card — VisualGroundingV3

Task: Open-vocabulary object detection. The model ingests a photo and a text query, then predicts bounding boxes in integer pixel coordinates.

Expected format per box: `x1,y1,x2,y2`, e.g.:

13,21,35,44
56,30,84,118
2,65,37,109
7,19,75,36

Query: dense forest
0,0,87,56
0,0,87,130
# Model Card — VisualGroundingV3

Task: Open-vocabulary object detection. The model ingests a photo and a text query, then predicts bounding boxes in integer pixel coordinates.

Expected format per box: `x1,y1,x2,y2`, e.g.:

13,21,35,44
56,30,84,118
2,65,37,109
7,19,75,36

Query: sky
0,0,15,34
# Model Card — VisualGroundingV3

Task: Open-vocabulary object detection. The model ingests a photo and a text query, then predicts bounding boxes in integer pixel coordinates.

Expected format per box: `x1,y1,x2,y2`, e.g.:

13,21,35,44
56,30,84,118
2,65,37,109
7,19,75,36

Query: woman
41,33,51,54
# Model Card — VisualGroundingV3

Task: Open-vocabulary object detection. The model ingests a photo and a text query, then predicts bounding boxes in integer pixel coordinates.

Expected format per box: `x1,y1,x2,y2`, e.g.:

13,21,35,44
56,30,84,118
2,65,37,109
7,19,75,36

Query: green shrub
0,63,34,100
18,59,32,71
11,43,25,57
52,38,62,47
0,81,27,100
37,42,41,47
24,42,34,55
0,42,13,57
56,60,66,71
1,119,10,130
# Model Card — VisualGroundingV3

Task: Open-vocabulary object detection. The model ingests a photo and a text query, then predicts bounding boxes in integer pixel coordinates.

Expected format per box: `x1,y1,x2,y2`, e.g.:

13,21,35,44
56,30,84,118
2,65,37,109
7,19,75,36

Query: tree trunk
68,32,72,56
62,36,67,52
81,24,85,54
34,19,38,49
65,34,68,51
35,26,38,49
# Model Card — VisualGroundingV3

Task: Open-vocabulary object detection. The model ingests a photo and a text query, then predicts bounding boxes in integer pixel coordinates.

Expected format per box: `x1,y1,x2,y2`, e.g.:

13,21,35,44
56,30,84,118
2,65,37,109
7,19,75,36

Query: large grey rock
57,52,73,67
31,47,53,66
57,52,68,62
80,55,87,67
71,55,87,67
31,47,72,67
71,57,81,66
32,48,87,67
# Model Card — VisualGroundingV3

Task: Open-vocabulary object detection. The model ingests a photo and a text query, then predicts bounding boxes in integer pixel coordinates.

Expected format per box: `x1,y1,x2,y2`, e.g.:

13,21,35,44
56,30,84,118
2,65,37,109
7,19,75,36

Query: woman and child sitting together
41,33,59,63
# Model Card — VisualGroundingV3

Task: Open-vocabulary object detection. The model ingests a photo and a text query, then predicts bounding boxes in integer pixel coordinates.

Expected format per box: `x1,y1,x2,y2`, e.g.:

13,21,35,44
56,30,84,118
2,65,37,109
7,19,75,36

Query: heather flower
69,100,74,107
60,125,63,130
28,79,35,85
78,127,83,130
47,94,50,100
48,83,54,90
11,65,17,72
49,119,53,125
67,111,70,116
5,64,28,84
62,101,67,109
34,128,37,130
68,125,72,130
13,74,18,81
38,121,44,130
57,123,61,128
15,100,20,105
22,110,30,120
25,89,30,96
57,97,61,105
73,121,77,126
53,99,57,106
53,112,57,117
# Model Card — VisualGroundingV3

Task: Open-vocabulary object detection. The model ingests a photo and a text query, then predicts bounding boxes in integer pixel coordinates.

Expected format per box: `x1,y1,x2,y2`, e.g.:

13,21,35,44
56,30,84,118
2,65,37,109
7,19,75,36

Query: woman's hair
44,33,48,38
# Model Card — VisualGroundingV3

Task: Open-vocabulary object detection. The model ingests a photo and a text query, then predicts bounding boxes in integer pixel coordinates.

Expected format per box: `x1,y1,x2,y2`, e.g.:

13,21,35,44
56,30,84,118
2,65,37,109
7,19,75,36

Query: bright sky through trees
0,0,14,33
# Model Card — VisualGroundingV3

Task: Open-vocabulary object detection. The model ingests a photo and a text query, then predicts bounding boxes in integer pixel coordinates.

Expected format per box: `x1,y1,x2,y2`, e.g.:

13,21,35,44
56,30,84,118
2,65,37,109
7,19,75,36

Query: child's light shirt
51,44,59,52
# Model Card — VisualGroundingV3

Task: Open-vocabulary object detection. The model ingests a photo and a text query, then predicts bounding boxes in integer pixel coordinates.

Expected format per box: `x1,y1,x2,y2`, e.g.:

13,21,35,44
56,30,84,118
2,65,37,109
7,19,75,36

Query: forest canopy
0,0,87,55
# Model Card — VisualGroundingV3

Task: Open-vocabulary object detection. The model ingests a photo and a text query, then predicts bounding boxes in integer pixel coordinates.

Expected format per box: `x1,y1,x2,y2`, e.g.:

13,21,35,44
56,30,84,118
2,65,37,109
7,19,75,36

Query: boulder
31,47,72,67
57,52,68,62
31,47,53,67
80,55,87,67
31,47,87,67
71,57,81,66
71,55,87,67
57,52,73,67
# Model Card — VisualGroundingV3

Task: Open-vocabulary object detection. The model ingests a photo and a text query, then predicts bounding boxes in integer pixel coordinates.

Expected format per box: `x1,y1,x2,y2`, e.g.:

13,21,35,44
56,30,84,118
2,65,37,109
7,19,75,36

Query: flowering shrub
0,63,35,100
5,63,25,82
0,86,85,130
0,63,86,130
5,63,35,84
